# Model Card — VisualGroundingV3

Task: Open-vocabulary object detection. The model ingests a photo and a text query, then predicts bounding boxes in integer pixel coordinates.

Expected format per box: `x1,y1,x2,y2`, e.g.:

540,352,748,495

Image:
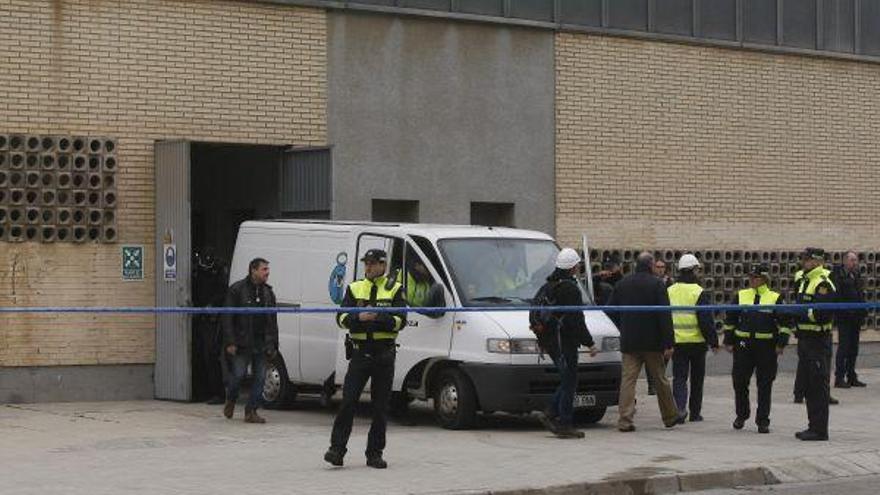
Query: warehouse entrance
154,141,331,401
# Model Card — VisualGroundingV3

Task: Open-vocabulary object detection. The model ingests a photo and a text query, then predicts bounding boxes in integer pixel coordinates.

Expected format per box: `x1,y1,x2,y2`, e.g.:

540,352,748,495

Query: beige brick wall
555,33,880,252
0,0,326,366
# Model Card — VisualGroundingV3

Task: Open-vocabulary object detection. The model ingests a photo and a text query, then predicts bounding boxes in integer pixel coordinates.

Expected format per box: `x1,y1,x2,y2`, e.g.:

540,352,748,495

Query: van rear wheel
262,355,296,409
433,368,477,430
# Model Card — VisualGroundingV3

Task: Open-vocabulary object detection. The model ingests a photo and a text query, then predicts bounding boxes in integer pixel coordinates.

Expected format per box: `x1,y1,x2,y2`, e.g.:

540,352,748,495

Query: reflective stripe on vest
668,283,704,344
796,267,836,332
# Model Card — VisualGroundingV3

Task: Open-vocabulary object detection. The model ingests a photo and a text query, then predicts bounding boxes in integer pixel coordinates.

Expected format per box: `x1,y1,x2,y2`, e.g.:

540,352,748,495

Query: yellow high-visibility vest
668,282,705,344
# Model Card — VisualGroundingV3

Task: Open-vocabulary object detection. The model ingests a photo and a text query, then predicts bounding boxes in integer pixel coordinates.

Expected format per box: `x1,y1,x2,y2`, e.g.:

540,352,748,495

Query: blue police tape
0,302,878,314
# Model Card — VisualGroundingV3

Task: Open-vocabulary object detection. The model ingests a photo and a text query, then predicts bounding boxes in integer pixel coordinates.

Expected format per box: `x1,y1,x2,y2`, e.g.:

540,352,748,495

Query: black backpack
529,280,562,345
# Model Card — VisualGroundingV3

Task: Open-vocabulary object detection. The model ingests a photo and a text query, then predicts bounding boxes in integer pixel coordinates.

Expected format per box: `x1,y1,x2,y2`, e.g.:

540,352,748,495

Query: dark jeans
330,341,396,457
835,320,862,382
225,350,266,410
797,333,832,436
672,344,706,417
732,339,778,426
548,348,578,427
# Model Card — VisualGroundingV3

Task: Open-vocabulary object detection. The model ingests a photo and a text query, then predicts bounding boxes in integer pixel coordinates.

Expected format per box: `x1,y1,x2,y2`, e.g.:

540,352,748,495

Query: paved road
692,474,880,494
705,341,880,376
1,369,879,495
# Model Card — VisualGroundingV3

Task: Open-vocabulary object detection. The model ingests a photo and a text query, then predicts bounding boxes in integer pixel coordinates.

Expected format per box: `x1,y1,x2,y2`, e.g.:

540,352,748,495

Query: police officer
792,255,839,405
324,249,406,469
724,264,791,434
792,247,837,441
668,254,718,423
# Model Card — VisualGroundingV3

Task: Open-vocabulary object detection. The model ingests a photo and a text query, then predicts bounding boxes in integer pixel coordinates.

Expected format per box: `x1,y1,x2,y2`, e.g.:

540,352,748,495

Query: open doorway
155,141,332,402
189,143,283,402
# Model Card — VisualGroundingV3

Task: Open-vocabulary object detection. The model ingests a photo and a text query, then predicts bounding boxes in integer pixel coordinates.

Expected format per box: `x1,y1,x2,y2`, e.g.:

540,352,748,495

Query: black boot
366,453,388,469
324,448,345,467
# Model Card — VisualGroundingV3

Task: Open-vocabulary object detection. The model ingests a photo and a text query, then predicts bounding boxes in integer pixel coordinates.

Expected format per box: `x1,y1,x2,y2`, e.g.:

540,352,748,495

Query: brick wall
0,0,326,366
555,33,880,252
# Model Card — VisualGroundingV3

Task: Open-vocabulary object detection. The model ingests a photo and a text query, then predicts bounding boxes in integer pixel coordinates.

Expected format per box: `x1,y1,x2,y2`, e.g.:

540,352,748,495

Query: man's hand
662,347,674,360
587,346,598,357
226,344,237,356
725,345,734,353
359,312,377,322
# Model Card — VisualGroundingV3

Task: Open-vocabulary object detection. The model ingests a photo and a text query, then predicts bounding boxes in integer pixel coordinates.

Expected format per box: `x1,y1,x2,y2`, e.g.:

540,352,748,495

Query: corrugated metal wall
154,140,192,401
280,148,332,214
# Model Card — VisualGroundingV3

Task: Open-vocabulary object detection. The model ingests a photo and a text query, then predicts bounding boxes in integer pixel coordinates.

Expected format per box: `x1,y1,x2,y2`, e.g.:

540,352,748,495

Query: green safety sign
122,245,144,281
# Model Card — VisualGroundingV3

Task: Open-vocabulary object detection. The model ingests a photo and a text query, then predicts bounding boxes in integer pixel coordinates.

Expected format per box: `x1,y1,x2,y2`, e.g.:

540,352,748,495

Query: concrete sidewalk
1,370,879,495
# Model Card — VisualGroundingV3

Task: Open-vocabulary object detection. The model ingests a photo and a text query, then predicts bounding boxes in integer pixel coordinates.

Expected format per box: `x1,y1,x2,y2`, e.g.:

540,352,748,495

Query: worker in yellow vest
325,248,406,468
792,260,839,406
723,263,792,434
668,254,719,423
792,247,837,441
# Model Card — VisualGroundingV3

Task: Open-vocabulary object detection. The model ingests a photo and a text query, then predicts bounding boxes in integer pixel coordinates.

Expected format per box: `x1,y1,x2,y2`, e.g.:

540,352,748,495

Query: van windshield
438,238,582,307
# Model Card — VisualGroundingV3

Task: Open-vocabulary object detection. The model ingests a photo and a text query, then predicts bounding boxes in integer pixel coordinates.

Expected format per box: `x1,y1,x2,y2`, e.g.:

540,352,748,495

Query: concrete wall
0,365,153,403
0,0,326,400
328,11,555,234
555,33,880,250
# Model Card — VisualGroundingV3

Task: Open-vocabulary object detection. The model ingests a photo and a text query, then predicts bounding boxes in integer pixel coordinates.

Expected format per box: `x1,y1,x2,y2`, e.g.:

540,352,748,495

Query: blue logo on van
328,252,348,304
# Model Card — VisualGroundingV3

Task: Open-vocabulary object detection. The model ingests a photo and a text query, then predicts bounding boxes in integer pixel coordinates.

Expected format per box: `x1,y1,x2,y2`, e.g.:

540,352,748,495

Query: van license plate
573,394,596,408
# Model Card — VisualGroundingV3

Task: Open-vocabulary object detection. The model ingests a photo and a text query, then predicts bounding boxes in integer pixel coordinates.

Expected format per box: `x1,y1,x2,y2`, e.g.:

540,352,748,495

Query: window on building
470,202,514,227
372,199,420,223
559,0,601,26
655,0,693,36
399,0,451,10
744,0,778,44
351,0,395,5
698,0,736,40
860,0,880,56
782,0,817,49
608,0,648,31
509,0,554,22
457,0,504,16
824,0,855,53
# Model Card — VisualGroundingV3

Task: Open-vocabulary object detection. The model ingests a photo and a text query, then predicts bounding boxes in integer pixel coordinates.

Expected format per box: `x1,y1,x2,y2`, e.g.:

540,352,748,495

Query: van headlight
601,336,620,352
487,338,541,354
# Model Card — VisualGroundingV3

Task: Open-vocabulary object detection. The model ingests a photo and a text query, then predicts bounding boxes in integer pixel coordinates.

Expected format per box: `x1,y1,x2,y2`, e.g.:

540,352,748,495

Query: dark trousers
835,320,862,382
330,341,396,457
548,348,578,427
797,333,832,436
672,344,706,417
225,350,266,410
732,339,778,426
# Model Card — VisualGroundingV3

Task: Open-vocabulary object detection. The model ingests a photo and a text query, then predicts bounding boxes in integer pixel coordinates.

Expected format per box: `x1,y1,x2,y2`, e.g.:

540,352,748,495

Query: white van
229,220,622,429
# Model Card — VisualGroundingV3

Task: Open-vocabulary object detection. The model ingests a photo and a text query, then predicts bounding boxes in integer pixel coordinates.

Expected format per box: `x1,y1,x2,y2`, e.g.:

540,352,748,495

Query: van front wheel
433,368,477,430
573,407,606,425
262,355,296,409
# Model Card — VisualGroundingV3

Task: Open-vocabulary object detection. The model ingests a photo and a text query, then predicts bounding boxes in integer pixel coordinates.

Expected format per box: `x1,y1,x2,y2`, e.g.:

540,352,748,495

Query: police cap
360,249,387,263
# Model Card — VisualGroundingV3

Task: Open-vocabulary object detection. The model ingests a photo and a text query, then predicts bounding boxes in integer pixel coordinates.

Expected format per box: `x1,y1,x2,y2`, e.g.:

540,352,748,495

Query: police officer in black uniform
792,248,837,441
324,249,406,469
724,264,791,434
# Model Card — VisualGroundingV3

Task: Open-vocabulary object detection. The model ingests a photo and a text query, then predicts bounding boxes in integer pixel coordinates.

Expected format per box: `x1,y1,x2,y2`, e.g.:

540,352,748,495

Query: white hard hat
678,253,701,270
556,248,581,270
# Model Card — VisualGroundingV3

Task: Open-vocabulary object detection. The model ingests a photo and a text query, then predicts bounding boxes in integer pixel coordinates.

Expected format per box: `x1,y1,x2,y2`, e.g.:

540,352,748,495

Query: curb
472,467,776,495
466,449,880,495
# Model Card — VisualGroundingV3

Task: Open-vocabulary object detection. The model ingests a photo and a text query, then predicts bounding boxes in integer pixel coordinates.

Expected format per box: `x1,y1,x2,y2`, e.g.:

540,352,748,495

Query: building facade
1,0,877,401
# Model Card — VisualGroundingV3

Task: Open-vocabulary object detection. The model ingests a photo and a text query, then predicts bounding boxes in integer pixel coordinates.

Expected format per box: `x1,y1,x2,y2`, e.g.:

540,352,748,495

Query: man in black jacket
832,252,868,388
536,248,598,439
607,252,680,432
221,257,279,424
